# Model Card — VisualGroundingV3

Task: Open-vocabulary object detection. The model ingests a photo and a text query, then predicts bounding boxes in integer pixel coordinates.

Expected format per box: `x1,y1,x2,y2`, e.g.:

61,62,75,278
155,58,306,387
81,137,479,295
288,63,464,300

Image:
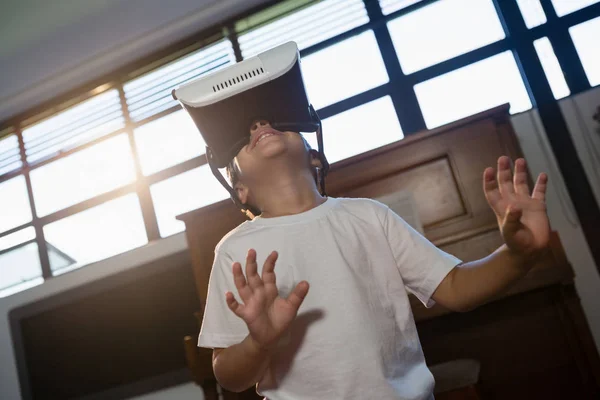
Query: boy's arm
210,250,309,392
211,337,270,392
432,157,550,312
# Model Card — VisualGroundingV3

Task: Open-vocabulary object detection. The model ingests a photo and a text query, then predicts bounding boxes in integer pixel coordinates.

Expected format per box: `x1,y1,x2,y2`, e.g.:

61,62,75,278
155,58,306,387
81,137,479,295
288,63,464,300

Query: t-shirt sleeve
198,250,249,349
382,205,462,308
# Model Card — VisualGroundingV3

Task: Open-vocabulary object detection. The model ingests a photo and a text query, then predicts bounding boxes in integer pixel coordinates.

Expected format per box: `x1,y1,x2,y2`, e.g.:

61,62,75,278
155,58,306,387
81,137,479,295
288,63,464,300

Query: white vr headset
172,41,329,215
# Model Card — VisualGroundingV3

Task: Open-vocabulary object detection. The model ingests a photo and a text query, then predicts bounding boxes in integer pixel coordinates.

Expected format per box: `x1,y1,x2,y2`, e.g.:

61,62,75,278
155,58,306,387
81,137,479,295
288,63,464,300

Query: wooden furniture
178,105,600,399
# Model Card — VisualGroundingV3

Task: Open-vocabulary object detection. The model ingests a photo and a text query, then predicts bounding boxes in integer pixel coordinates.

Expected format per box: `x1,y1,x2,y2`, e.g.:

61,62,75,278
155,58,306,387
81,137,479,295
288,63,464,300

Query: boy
198,120,550,399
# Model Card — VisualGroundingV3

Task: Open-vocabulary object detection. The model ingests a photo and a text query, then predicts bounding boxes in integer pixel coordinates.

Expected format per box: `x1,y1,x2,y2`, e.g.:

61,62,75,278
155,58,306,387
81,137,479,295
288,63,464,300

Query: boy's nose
250,119,270,134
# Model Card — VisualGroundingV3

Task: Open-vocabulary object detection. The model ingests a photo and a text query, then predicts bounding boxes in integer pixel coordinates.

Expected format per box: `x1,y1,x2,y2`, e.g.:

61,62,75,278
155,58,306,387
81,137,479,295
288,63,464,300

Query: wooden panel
418,286,591,400
341,157,466,227
326,114,524,242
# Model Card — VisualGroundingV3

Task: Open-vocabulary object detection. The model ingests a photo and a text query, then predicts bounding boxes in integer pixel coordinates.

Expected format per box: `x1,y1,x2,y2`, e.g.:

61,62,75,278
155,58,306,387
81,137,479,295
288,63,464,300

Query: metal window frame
1,0,599,293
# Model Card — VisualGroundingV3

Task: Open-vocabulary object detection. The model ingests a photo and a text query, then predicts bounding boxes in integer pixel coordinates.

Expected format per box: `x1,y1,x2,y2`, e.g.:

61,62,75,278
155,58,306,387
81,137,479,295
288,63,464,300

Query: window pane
150,166,230,237
379,0,424,16
30,134,136,217
0,132,22,176
43,194,147,268
415,51,532,129
516,0,547,28
238,0,369,58
534,37,570,99
0,175,32,233
302,30,389,109
387,0,505,74
305,96,403,164
134,110,205,176
0,227,35,252
0,243,43,296
22,89,124,164
570,16,600,87
551,0,599,16
124,40,235,122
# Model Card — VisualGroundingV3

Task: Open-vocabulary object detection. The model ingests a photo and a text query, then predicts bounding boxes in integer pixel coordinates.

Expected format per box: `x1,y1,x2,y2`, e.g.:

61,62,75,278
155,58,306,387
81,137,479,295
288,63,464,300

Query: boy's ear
309,149,323,169
234,182,250,205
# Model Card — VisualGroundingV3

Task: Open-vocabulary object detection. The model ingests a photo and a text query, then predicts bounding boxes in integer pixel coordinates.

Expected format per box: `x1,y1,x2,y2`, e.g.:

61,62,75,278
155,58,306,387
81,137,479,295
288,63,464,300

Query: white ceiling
0,0,269,122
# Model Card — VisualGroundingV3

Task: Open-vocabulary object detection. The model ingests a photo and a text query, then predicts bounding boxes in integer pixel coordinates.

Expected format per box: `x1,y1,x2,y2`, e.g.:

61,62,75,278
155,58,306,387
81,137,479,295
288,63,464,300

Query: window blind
379,0,424,15
124,40,235,122
0,129,22,176
237,0,369,58
22,90,125,164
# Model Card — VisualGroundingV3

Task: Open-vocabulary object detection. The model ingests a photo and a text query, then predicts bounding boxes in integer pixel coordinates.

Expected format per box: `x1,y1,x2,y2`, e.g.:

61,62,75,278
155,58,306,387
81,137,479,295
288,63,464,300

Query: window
379,0,424,16
387,0,505,74
0,227,35,252
533,37,570,99
0,227,41,297
30,134,136,217
0,175,32,233
237,0,369,58
415,51,532,129
43,194,148,270
515,0,547,28
570,16,600,87
0,243,43,297
134,110,205,176
124,40,235,122
301,30,388,109
22,89,124,164
305,96,403,164
0,131,22,176
150,166,230,237
551,0,600,16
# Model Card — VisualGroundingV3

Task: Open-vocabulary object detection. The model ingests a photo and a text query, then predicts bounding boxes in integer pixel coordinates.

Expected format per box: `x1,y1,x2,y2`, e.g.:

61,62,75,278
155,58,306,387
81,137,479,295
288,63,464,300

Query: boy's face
231,119,320,205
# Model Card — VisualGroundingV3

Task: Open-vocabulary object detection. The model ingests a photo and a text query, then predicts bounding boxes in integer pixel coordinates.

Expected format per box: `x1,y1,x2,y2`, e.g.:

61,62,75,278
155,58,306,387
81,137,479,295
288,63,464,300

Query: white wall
559,87,600,207
0,233,190,400
511,109,600,352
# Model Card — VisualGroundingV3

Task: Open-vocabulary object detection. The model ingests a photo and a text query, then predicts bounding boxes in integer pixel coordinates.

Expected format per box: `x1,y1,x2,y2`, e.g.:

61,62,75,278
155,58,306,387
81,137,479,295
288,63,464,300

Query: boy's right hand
225,249,309,350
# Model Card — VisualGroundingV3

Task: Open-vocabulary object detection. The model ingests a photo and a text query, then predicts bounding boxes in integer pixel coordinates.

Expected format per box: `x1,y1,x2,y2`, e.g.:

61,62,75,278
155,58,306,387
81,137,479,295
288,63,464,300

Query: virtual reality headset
172,41,329,216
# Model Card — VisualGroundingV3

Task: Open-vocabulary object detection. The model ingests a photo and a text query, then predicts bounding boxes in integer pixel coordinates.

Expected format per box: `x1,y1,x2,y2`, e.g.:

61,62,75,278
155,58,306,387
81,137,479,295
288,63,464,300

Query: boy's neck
254,171,325,219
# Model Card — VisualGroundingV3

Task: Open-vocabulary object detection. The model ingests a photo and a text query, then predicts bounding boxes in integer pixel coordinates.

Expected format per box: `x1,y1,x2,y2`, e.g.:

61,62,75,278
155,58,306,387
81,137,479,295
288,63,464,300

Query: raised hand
483,156,550,257
225,249,309,349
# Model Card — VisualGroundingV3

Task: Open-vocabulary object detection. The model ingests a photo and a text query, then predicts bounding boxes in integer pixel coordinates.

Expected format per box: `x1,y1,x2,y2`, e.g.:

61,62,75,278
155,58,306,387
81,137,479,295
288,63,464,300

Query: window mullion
363,0,426,135
16,123,52,279
117,85,161,241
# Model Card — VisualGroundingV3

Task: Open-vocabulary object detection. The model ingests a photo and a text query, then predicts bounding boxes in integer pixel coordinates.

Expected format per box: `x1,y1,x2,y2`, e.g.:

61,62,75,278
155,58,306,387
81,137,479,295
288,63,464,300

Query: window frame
1,0,599,292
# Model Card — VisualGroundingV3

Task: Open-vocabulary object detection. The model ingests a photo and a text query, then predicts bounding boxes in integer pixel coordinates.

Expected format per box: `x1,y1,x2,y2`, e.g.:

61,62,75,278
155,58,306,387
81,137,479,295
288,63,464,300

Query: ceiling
0,0,270,122
0,0,124,59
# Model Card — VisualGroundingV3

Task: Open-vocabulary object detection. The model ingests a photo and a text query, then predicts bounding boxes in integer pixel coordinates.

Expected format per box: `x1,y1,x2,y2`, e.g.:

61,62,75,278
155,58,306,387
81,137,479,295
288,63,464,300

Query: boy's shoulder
214,220,255,254
334,196,390,217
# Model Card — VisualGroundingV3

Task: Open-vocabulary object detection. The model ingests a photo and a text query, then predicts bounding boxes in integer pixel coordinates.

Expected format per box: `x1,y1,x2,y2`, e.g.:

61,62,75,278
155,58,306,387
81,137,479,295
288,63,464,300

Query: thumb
502,205,522,236
285,281,309,311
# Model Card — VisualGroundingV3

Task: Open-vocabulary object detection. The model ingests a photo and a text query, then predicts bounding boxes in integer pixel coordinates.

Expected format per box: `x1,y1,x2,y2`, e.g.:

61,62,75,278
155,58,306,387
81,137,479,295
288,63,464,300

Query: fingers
232,262,252,302
286,281,309,310
513,158,530,195
532,173,548,201
483,167,501,208
502,205,523,236
262,251,278,285
497,156,515,196
226,291,244,318
245,249,263,290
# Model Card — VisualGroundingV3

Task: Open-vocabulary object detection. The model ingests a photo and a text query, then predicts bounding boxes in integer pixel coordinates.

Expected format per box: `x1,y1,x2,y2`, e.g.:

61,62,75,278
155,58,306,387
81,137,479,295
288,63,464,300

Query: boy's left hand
483,156,550,258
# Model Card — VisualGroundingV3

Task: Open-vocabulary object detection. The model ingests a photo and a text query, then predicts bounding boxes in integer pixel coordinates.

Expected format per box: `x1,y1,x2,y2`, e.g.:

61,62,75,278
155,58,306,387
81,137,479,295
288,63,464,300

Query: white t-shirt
199,197,461,400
